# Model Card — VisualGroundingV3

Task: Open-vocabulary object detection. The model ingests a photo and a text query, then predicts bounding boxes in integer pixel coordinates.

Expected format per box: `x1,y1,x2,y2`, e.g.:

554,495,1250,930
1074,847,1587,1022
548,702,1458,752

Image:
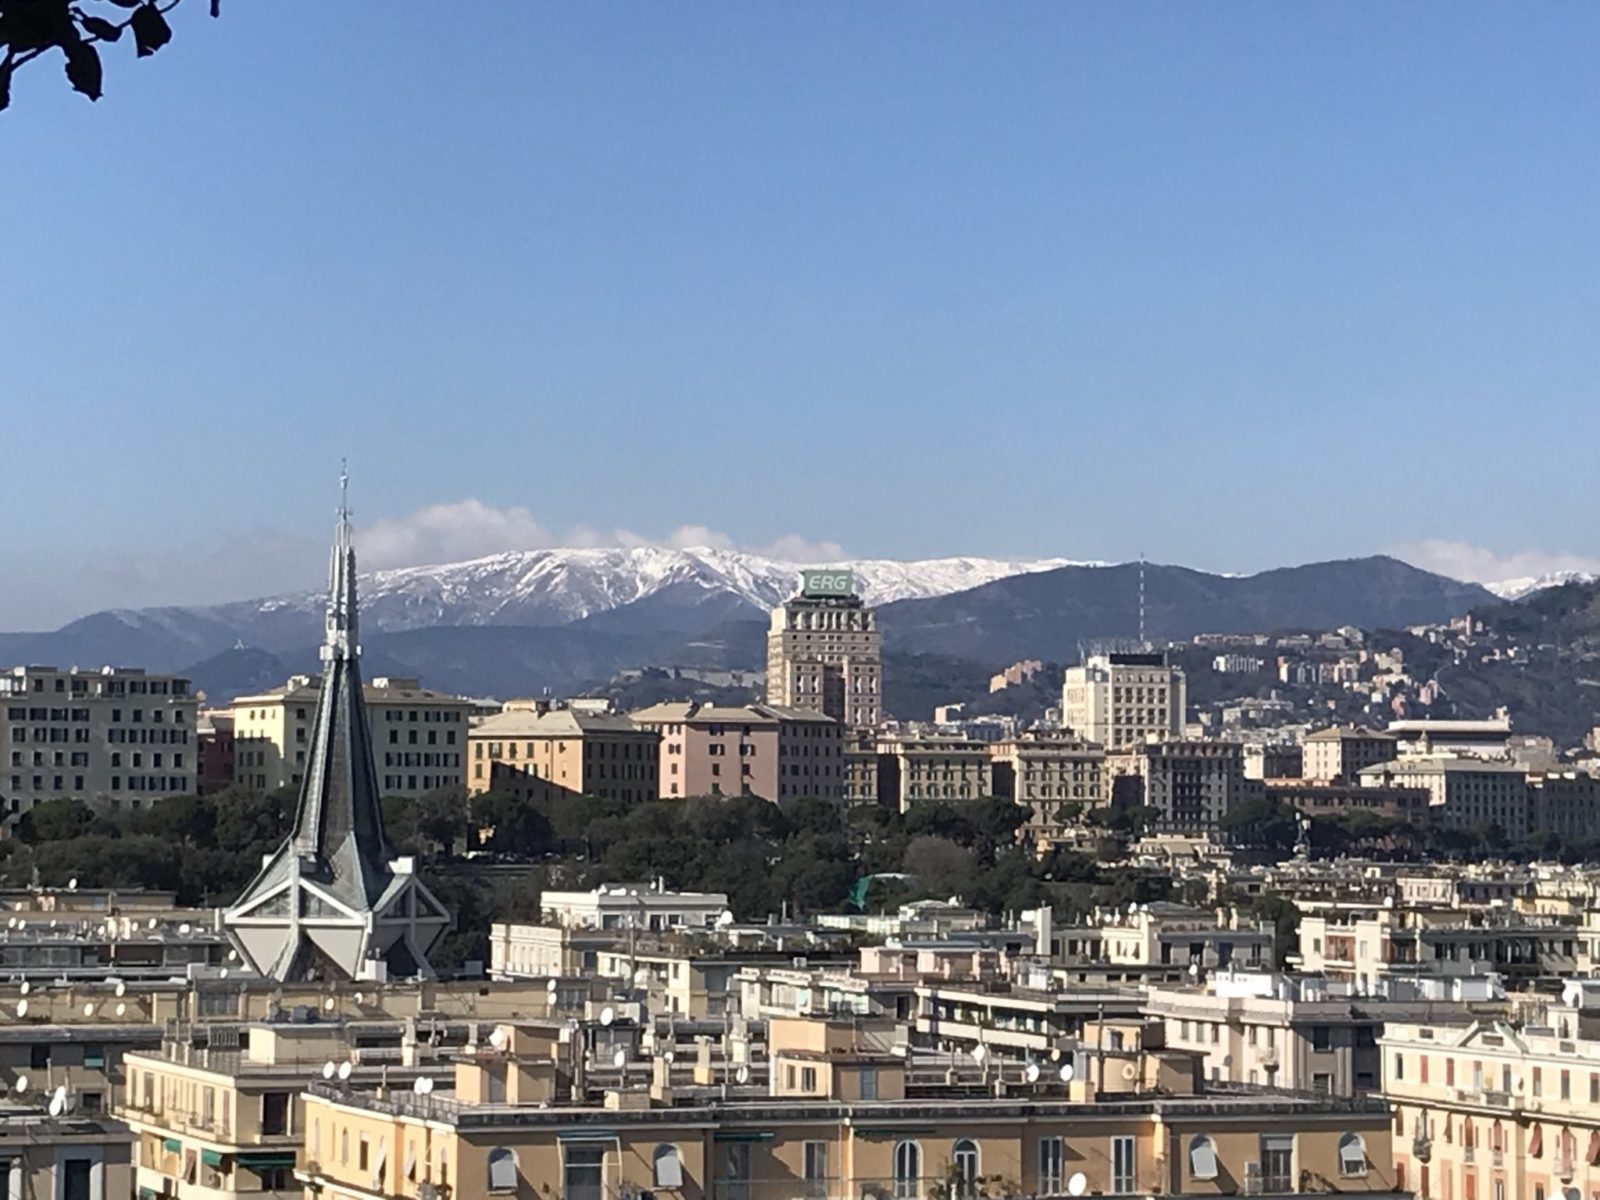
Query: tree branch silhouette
1,0,212,111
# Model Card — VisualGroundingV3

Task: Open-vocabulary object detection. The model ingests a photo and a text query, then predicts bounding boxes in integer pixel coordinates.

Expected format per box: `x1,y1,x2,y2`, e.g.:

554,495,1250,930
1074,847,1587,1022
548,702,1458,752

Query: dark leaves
209,0,220,15
128,3,171,57
63,39,103,100
79,15,123,42
0,63,10,113
102,0,142,7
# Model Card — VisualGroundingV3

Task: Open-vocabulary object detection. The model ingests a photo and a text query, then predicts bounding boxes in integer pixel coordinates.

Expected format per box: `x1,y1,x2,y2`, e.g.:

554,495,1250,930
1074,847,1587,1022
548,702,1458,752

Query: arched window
952,1140,979,1198
654,1145,684,1190
893,1141,921,1200
1338,1134,1367,1177
1189,1135,1219,1180
488,1148,516,1191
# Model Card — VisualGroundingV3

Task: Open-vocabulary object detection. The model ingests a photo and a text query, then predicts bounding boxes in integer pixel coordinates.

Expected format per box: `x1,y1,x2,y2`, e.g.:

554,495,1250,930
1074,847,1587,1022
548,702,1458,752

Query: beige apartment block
231,675,468,798
467,707,658,803
0,1111,131,1200
765,571,882,729
1062,651,1186,750
1304,726,1400,783
631,702,844,802
1357,758,1529,833
988,733,1105,837
1135,740,1251,835
1,664,198,825
875,733,993,811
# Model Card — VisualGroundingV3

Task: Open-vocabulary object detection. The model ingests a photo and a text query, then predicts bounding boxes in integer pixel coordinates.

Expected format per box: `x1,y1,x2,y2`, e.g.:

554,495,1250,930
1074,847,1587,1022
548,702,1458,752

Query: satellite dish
147,918,157,930
18,982,29,997
717,910,735,927
227,949,238,962
218,969,228,980
611,1048,627,1069
324,998,336,1011
353,992,365,1005
1059,1063,1075,1083
67,879,77,892
322,1062,337,1080
337,1061,354,1081
113,981,126,998
15,1001,27,1018
971,1044,987,1064
664,1050,676,1064
735,1064,751,1084
545,978,558,995
1068,1173,1088,1197
1024,1063,1041,1083
13,1076,26,1094
114,1003,126,1017
416,1077,435,1095
47,1091,65,1117
178,924,191,935
599,1006,615,1027
488,1028,507,1050
82,1003,95,1017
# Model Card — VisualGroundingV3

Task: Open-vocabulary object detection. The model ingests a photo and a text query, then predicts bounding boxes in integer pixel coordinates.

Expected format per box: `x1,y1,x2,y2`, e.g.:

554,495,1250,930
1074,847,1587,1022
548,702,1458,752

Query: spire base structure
224,472,450,982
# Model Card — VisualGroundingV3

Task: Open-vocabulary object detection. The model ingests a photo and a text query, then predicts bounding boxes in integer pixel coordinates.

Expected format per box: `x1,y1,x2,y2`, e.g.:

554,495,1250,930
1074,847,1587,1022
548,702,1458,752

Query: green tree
1218,796,1299,856
18,797,93,843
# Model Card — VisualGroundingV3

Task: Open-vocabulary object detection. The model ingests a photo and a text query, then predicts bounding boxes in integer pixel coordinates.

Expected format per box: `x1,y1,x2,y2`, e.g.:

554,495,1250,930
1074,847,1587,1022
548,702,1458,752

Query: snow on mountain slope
242,546,1085,634
1483,571,1600,601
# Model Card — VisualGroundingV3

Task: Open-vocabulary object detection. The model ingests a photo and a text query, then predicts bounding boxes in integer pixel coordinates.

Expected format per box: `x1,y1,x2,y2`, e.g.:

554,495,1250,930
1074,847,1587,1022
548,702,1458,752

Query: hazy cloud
1389,538,1600,587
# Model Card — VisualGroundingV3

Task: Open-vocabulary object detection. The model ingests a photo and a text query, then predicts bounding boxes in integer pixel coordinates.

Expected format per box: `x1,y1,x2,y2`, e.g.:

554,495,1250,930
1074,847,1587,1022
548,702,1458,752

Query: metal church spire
224,468,451,982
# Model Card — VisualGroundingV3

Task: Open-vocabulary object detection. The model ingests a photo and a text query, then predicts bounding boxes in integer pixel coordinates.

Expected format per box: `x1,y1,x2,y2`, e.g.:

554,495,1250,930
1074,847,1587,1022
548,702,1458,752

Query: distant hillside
876,557,1493,663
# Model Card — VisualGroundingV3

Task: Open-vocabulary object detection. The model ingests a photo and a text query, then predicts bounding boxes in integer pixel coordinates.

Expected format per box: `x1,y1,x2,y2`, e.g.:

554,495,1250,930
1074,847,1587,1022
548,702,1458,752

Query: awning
200,1150,225,1169
557,1131,620,1143
237,1153,296,1171
139,1189,156,1200
161,1138,181,1153
712,1132,774,1143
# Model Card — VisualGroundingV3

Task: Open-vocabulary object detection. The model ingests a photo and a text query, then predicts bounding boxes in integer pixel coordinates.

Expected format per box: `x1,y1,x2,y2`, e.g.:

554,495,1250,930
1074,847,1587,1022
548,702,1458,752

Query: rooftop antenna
339,458,350,522
1137,553,1146,649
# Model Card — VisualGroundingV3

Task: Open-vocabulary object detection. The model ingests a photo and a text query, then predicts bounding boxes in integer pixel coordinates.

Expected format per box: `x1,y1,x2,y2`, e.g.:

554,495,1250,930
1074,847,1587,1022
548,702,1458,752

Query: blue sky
2,3,1599,626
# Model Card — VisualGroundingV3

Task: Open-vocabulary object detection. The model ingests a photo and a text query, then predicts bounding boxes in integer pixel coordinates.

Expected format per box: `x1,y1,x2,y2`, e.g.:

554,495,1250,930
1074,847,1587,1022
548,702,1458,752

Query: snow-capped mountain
1482,571,1600,601
233,546,1082,636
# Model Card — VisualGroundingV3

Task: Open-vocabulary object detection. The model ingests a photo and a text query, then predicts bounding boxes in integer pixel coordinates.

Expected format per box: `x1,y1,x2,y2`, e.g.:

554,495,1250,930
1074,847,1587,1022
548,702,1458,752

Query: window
1313,1072,1333,1094
1111,1136,1136,1194
952,1140,979,1200
1311,1026,1332,1052
62,1158,92,1200
1260,1135,1294,1192
1038,1137,1064,1196
1339,1133,1368,1177
803,1142,828,1198
488,1147,517,1191
1189,1135,1218,1180
29,1045,49,1071
261,1091,289,1136
721,1143,750,1200
565,1145,606,1200
893,1140,922,1200
859,1066,878,1100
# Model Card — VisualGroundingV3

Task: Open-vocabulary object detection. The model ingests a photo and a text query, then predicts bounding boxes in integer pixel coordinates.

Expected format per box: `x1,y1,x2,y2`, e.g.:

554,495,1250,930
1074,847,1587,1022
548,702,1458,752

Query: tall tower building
224,474,451,982
1062,650,1186,750
766,569,882,729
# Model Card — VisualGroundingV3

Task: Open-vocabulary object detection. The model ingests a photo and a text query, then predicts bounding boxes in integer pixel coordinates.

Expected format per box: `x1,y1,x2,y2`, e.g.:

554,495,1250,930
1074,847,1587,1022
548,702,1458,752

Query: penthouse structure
765,570,882,729
1,664,197,824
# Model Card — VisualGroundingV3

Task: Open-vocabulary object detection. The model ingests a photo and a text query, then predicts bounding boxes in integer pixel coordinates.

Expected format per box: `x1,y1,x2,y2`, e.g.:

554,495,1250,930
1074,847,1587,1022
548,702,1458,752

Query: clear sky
3,3,1599,628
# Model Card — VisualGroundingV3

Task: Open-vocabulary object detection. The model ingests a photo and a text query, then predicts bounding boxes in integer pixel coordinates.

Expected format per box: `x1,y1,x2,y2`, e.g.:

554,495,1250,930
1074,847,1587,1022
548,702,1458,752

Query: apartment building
874,733,993,811
0,1109,131,1200
766,570,882,729
1303,726,1399,784
0,665,197,824
195,710,235,795
231,674,469,798
1266,779,1434,825
1358,758,1529,834
467,707,659,804
1528,771,1600,841
988,733,1106,836
1133,740,1251,835
1245,742,1304,781
631,702,844,802
1062,651,1186,750
1387,718,1513,759
1382,994,1600,1200
300,1012,1402,1200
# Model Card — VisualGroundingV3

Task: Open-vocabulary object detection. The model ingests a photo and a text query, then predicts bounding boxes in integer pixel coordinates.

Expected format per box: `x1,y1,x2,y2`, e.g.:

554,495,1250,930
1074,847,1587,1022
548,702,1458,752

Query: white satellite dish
18,982,29,997
47,1091,65,1117
178,924,191,935
1059,1063,1075,1083
114,1003,126,1018
322,1062,337,1080
227,949,238,962
82,1003,95,1017
113,981,126,998
353,992,365,1005
488,1028,507,1051
735,1064,751,1084
147,918,157,930
337,1061,354,1081
416,1077,435,1095
664,1050,676,1063
67,879,77,892
545,978,558,994
970,1044,987,1064
599,1006,615,1027
611,1048,627,1069
1068,1173,1088,1197
13,1076,27,1094
717,910,735,927
218,969,228,980
1024,1062,1041,1083
15,1001,27,1018
324,998,336,1011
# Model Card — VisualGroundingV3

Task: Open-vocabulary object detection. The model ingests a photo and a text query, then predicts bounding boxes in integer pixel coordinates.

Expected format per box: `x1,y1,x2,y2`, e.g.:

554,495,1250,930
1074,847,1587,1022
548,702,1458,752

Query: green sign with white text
801,569,854,598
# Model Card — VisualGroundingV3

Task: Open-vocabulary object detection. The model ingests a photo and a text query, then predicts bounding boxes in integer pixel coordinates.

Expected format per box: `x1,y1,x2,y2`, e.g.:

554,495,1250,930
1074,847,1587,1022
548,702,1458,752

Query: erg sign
801,570,855,598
